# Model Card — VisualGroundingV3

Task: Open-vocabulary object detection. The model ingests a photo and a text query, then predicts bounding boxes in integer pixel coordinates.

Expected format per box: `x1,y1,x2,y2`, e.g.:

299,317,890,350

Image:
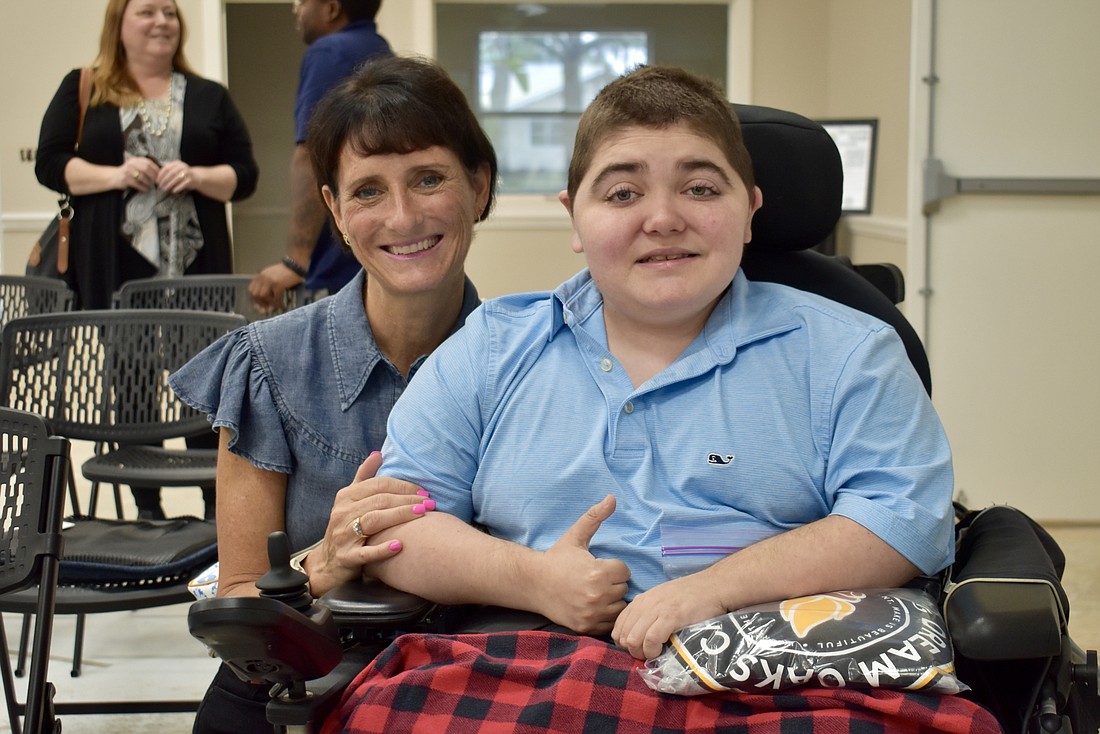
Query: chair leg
0,613,24,734
15,614,31,677
66,464,81,518
71,614,86,678
112,483,124,519
87,481,100,518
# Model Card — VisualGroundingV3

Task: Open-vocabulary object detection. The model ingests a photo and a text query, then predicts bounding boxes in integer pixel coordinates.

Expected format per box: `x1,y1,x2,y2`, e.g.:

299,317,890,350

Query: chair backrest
733,103,933,395
0,275,75,330
0,407,69,595
0,406,69,734
0,309,246,444
114,274,325,322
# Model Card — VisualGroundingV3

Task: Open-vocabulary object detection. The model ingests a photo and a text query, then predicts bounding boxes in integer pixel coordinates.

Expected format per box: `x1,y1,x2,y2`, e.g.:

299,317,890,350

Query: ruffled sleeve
169,326,294,474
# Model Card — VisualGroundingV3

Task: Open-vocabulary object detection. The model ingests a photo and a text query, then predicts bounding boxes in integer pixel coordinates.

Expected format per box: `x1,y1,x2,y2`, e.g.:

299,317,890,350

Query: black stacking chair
114,274,326,322
0,309,242,712
0,407,70,734
189,104,1100,734
0,276,75,330
0,277,79,516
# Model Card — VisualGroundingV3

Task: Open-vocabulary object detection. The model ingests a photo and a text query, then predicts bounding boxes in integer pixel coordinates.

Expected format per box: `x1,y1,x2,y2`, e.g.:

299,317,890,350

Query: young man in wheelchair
364,65,953,661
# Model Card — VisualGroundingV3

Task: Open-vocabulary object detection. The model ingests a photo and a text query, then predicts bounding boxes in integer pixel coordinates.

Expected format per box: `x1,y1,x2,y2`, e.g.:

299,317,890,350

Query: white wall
907,0,1100,520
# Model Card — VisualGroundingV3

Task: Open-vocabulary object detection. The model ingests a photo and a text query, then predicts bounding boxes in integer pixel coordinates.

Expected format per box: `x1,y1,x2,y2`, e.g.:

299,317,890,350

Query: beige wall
224,3,304,277
753,0,910,279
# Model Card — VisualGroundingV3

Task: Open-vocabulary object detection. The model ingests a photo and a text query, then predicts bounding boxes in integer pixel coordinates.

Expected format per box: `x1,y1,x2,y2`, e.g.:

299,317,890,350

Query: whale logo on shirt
707,453,735,465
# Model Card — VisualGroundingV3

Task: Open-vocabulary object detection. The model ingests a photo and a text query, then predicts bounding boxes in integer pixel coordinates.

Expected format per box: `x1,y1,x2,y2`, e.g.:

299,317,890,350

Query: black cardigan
36,69,259,308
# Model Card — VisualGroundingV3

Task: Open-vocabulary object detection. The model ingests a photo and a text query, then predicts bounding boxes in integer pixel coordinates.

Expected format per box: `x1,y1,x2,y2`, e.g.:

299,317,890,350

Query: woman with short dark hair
170,55,497,733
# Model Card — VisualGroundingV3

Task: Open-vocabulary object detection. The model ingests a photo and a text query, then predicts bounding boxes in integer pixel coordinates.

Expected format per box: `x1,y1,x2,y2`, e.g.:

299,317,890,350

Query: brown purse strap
58,68,91,275
75,67,92,149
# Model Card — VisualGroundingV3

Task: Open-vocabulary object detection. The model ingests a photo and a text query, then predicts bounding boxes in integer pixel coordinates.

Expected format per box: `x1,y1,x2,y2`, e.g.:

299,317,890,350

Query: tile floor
1,439,1098,733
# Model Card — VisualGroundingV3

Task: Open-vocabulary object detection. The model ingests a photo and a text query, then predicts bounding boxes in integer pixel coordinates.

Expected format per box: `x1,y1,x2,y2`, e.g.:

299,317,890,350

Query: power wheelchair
188,103,1099,734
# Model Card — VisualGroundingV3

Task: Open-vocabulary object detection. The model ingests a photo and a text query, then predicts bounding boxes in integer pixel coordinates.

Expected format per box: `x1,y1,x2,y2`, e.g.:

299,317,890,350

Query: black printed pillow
639,588,967,695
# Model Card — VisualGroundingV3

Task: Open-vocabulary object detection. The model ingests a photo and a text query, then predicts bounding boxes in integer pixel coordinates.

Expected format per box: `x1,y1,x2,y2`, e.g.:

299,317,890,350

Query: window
437,3,729,195
476,30,648,192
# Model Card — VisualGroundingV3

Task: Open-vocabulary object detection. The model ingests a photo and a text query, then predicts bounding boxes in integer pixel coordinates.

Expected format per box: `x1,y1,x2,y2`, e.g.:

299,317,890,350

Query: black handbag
26,196,73,281
28,68,91,282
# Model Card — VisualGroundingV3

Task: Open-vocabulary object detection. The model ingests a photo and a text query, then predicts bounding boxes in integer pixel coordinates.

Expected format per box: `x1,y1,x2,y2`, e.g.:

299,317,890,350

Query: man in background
249,0,390,311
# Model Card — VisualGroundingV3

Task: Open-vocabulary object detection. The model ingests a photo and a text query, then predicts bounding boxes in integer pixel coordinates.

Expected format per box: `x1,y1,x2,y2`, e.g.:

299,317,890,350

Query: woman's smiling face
323,145,490,300
120,0,180,62
562,122,762,333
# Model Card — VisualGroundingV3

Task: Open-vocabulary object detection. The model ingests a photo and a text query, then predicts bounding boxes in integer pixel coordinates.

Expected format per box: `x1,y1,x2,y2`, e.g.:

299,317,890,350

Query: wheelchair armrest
945,580,1063,660
945,505,1069,661
317,577,438,628
188,596,343,685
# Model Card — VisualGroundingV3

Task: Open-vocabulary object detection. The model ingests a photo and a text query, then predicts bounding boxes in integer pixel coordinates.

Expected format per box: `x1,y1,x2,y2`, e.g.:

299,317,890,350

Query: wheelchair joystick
187,532,344,708
257,531,313,613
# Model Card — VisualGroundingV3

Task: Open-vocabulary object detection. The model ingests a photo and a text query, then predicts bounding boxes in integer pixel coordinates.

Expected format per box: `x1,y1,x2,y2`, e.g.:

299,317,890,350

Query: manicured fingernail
416,489,430,497
370,450,382,457
412,503,426,515
422,499,436,511
389,540,402,552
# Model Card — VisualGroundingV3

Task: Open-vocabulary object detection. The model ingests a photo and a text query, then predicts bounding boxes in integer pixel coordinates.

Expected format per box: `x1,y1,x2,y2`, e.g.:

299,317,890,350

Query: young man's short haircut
567,65,755,202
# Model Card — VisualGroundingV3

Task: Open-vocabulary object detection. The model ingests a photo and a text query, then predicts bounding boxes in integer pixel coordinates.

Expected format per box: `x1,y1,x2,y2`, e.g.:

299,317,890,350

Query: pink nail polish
423,499,437,511
389,540,402,552
412,503,426,515
370,450,382,457
416,489,430,497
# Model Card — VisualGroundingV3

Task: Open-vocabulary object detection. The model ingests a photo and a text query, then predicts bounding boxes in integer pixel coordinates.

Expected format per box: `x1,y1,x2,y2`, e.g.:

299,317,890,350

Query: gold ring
132,171,140,180
177,171,185,180
352,515,364,538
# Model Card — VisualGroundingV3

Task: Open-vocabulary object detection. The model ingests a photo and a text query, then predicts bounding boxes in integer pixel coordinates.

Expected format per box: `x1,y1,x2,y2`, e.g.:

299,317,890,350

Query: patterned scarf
120,72,203,276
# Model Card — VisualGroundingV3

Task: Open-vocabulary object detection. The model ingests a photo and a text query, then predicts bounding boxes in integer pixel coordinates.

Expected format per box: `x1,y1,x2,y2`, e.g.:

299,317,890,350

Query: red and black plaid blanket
321,631,1002,733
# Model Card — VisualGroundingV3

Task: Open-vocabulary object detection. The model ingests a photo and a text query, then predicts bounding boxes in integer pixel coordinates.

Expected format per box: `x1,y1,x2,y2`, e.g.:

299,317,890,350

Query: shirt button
600,358,613,372
624,401,634,414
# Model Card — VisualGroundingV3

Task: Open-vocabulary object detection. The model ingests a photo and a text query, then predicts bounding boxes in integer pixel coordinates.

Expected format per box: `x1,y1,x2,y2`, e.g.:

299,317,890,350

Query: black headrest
734,104,932,395
733,103,843,252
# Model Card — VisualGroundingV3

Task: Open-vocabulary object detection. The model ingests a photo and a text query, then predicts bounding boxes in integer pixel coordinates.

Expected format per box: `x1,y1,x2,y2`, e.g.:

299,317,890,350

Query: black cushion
734,103,843,252
733,103,932,395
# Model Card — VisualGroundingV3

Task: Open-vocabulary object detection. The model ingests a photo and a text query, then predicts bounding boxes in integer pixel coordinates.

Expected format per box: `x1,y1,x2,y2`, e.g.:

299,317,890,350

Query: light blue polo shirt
379,269,954,597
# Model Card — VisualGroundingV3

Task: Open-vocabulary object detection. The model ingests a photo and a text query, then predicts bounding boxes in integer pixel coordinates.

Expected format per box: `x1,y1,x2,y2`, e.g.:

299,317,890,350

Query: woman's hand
305,452,434,597
119,156,161,193
611,572,727,660
156,160,197,195
532,495,631,635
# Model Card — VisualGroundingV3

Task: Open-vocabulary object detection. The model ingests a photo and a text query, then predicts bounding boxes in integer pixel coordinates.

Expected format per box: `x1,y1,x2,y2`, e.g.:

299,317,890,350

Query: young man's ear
744,185,764,244
557,190,572,216
557,191,584,254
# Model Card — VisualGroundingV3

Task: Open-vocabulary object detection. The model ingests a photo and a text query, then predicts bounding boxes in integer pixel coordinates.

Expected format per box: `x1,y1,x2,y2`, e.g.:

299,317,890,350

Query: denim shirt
169,270,480,552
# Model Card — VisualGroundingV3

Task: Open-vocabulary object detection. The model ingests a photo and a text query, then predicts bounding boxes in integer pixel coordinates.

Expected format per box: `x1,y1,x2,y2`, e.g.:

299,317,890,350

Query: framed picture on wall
819,119,878,215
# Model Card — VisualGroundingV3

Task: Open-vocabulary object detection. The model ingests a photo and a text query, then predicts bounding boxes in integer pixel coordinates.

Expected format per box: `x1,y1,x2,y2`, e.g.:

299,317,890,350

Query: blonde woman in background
35,0,258,520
